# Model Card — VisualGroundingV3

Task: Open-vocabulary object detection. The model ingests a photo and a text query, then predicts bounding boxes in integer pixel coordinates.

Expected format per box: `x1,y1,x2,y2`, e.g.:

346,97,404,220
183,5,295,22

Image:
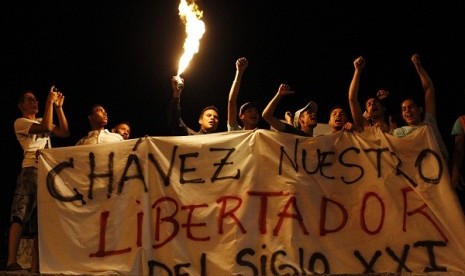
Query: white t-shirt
76,129,123,145
14,117,52,168
227,121,243,131
393,113,449,161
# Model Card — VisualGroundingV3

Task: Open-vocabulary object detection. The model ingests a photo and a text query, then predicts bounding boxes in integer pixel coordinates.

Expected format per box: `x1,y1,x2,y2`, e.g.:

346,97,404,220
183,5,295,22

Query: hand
284,111,293,124
47,86,59,103
54,92,65,108
411,53,420,65
342,122,354,131
171,76,184,97
353,56,365,70
374,121,390,133
236,57,248,72
278,83,294,96
376,89,390,100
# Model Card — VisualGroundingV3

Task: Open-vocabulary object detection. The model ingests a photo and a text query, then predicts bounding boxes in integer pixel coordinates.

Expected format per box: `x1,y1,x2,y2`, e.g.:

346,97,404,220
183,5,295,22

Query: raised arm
411,53,436,117
51,86,70,137
227,57,248,129
262,83,294,132
167,76,189,136
28,87,57,134
348,56,368,131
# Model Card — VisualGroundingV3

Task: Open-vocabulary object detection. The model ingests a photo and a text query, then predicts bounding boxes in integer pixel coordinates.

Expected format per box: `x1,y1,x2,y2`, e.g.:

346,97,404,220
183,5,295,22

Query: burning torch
175,0,205,91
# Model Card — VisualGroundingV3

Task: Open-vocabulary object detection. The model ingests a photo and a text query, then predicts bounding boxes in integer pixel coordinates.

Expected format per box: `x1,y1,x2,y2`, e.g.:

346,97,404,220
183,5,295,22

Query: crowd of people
5,54,465,273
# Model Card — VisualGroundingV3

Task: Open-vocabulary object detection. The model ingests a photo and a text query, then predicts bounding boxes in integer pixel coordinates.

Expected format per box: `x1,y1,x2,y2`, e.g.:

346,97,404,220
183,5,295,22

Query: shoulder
423,113,437,125
227,122,241,131
14,117,39,133
75,131,93,145
452,117,465,135
104,129,124,140
282,123,309,136
393,126,412,137
76,136,87,145
14,117,37,126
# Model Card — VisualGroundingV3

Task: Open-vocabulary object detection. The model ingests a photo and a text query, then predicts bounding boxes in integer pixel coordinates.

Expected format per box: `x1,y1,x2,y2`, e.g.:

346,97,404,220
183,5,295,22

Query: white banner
38,127,465,275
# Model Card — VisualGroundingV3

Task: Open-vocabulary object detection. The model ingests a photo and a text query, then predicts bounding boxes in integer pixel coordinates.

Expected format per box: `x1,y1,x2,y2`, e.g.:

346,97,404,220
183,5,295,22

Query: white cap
293,101,318,128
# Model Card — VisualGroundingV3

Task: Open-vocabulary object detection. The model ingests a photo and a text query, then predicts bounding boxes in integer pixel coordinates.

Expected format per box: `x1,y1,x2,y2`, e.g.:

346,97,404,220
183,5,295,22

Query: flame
176,0,206,76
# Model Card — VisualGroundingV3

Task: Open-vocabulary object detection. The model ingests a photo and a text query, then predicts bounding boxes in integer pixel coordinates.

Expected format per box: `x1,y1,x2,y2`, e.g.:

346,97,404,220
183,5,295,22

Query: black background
1,0,465,265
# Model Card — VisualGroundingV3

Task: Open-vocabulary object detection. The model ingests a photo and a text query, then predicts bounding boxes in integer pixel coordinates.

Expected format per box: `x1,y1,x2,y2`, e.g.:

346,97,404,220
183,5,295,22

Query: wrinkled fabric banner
37,127,465,275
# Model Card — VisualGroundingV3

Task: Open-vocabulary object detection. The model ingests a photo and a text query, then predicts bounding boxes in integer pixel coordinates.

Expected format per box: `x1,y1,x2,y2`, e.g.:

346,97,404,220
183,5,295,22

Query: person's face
114,123,131,140
19,92,39,115
299,110,317,129
90,105,108,127
199,109,219,133
401,99,422,126
329,108,348,131
365,98,383,119
239,107,259,129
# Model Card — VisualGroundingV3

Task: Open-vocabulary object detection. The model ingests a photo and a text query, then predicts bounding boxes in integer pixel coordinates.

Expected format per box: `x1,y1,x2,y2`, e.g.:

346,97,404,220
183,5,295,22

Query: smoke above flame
176,0,206,76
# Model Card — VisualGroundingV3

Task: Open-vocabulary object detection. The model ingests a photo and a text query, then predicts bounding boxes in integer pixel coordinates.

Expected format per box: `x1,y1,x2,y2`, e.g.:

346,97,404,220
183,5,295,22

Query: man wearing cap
229,102,259,130
262,83,318,137
227,57,260,131
167,76,219,135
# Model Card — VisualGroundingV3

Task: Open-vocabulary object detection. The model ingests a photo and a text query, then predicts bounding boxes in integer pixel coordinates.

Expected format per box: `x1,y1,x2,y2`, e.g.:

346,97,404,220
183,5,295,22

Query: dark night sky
1,0,465,248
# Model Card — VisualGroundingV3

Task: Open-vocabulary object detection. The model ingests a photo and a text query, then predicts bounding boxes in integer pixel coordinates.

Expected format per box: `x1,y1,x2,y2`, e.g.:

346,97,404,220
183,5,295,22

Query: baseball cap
239,102,259,115
293,101,318,128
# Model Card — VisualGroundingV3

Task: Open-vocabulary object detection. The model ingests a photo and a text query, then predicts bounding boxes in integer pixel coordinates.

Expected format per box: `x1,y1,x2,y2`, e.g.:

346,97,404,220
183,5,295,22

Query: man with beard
348,56,390,133
167,76,219,135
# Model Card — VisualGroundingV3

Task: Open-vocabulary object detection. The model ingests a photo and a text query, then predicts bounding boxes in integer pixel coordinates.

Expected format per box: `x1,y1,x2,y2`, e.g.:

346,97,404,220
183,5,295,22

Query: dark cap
239,102,259,115
293,101,318,128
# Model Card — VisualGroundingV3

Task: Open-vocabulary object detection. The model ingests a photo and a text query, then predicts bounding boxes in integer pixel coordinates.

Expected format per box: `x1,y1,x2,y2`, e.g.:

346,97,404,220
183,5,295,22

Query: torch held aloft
175,75,184,90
